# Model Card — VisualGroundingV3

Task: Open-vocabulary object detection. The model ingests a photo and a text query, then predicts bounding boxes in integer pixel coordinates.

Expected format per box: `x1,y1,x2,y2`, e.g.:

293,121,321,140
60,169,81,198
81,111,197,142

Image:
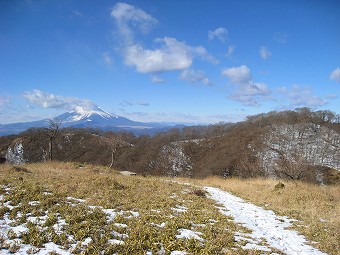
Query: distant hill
1,108,339,184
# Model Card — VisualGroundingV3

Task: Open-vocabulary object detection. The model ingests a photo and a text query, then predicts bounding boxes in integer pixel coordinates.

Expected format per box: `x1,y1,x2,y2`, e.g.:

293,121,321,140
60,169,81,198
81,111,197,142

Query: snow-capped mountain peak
0,106,173,136
64,106,117,122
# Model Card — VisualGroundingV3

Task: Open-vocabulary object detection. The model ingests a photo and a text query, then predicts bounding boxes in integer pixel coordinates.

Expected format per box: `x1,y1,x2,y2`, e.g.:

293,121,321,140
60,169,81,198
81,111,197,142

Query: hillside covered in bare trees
1,108,339,184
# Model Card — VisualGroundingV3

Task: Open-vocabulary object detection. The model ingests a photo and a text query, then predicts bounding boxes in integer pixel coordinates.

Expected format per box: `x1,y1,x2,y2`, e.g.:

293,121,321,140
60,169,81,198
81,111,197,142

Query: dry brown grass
0,162,266,254
1,163,339,254
183,176,340,255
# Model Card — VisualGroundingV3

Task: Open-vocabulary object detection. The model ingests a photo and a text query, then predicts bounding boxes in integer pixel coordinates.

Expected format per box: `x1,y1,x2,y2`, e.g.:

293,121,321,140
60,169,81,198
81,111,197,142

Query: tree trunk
49,138,53,161
109,149,115,168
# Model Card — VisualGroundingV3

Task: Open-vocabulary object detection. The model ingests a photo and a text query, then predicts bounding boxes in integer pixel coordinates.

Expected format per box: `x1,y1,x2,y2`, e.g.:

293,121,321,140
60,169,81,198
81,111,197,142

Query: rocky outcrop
6,140,26,165
258,123,339,183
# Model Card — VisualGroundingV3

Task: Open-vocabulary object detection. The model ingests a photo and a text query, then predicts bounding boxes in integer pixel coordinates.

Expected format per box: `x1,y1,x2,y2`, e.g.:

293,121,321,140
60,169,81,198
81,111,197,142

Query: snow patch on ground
0,190,137,255
171,205,188,213
205,186,328,255
170,251,187,255
176,229,205,243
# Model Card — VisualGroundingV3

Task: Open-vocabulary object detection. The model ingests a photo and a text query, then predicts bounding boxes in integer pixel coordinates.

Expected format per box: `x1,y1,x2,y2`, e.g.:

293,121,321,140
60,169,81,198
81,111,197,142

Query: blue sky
0,0,339,124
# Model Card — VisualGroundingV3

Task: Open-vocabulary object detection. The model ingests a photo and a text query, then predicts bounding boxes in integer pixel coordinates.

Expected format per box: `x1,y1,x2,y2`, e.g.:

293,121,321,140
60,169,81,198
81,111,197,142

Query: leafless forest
1,108,339,184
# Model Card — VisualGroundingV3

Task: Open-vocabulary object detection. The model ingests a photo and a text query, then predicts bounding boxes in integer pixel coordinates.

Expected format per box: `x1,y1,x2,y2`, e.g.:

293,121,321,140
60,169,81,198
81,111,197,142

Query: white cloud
110,2,218,79
279,85,327,108
192,45,219,64
111,2,158,43
222,65,271,107
124,37,192,73
226,45,235,57
151,75,165,83
259,46,271,60
123,37,218,73
208,27,228,42
228,82,271,107
222,65,252,84
111,3,217,74
326,93,337,99
330,67,340,83
24,89,98,112
102,52,113,65
179,69,212,86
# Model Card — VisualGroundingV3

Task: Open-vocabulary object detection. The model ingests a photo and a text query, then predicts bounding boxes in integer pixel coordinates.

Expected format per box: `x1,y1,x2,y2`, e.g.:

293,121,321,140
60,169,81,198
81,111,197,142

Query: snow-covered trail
204,186,328,255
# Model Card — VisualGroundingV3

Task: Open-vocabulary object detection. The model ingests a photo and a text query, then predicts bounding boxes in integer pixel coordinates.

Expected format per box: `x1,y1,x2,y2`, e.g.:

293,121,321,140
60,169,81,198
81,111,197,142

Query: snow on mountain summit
0,105,174,136
62,106,117,122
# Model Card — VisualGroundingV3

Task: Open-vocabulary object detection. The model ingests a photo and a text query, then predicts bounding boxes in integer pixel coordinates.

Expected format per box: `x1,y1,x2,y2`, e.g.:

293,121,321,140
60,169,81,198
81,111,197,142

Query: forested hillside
1,108,339,184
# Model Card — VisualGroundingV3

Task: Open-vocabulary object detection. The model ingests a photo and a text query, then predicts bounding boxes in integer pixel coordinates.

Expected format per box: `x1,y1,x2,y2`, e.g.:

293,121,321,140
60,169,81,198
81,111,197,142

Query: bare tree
43,119,62,161
104,132,124,168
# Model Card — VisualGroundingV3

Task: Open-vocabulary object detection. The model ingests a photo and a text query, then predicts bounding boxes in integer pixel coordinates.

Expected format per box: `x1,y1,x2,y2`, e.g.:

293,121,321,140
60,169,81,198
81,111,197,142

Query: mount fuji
56,107,155,129
0,107,178,136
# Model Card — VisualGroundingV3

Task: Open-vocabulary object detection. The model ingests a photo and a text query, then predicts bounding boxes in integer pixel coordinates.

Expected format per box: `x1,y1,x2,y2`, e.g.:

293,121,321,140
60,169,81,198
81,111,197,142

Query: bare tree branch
43,119,62,161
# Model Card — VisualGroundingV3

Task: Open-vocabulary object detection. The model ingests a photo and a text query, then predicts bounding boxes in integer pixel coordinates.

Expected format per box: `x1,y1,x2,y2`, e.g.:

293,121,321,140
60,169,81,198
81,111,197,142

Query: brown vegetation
0,108,339,183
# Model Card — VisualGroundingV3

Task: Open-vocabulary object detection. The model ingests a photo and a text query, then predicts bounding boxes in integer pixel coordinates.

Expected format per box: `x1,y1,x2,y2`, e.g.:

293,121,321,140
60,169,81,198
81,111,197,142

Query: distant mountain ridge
1,108,339,184
0,107,176,136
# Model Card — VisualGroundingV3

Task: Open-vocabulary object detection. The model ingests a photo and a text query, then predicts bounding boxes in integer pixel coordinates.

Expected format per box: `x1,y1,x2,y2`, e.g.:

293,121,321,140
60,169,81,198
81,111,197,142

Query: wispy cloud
73,10,84,17
0,96,10,114
259,46,271,60
138,101,150,106
111,2,158,44
119,109,244,124
208,27,228,42
179,69,213,86
326,93,337,99
24,89,98,112
120,110,200,123
330,67,340,83
0,96,9,107
278,85,327,108
274,32,288,44
226,45,235,57
119,100,150,107
193,45,219,64
119,100,133,107
222,65,271,107
151,75,165,83
102,52,113,65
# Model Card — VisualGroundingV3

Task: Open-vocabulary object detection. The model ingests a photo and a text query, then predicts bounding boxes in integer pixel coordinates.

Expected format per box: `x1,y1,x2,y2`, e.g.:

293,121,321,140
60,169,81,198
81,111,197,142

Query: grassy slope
0,163,262,255
0,163,339,254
